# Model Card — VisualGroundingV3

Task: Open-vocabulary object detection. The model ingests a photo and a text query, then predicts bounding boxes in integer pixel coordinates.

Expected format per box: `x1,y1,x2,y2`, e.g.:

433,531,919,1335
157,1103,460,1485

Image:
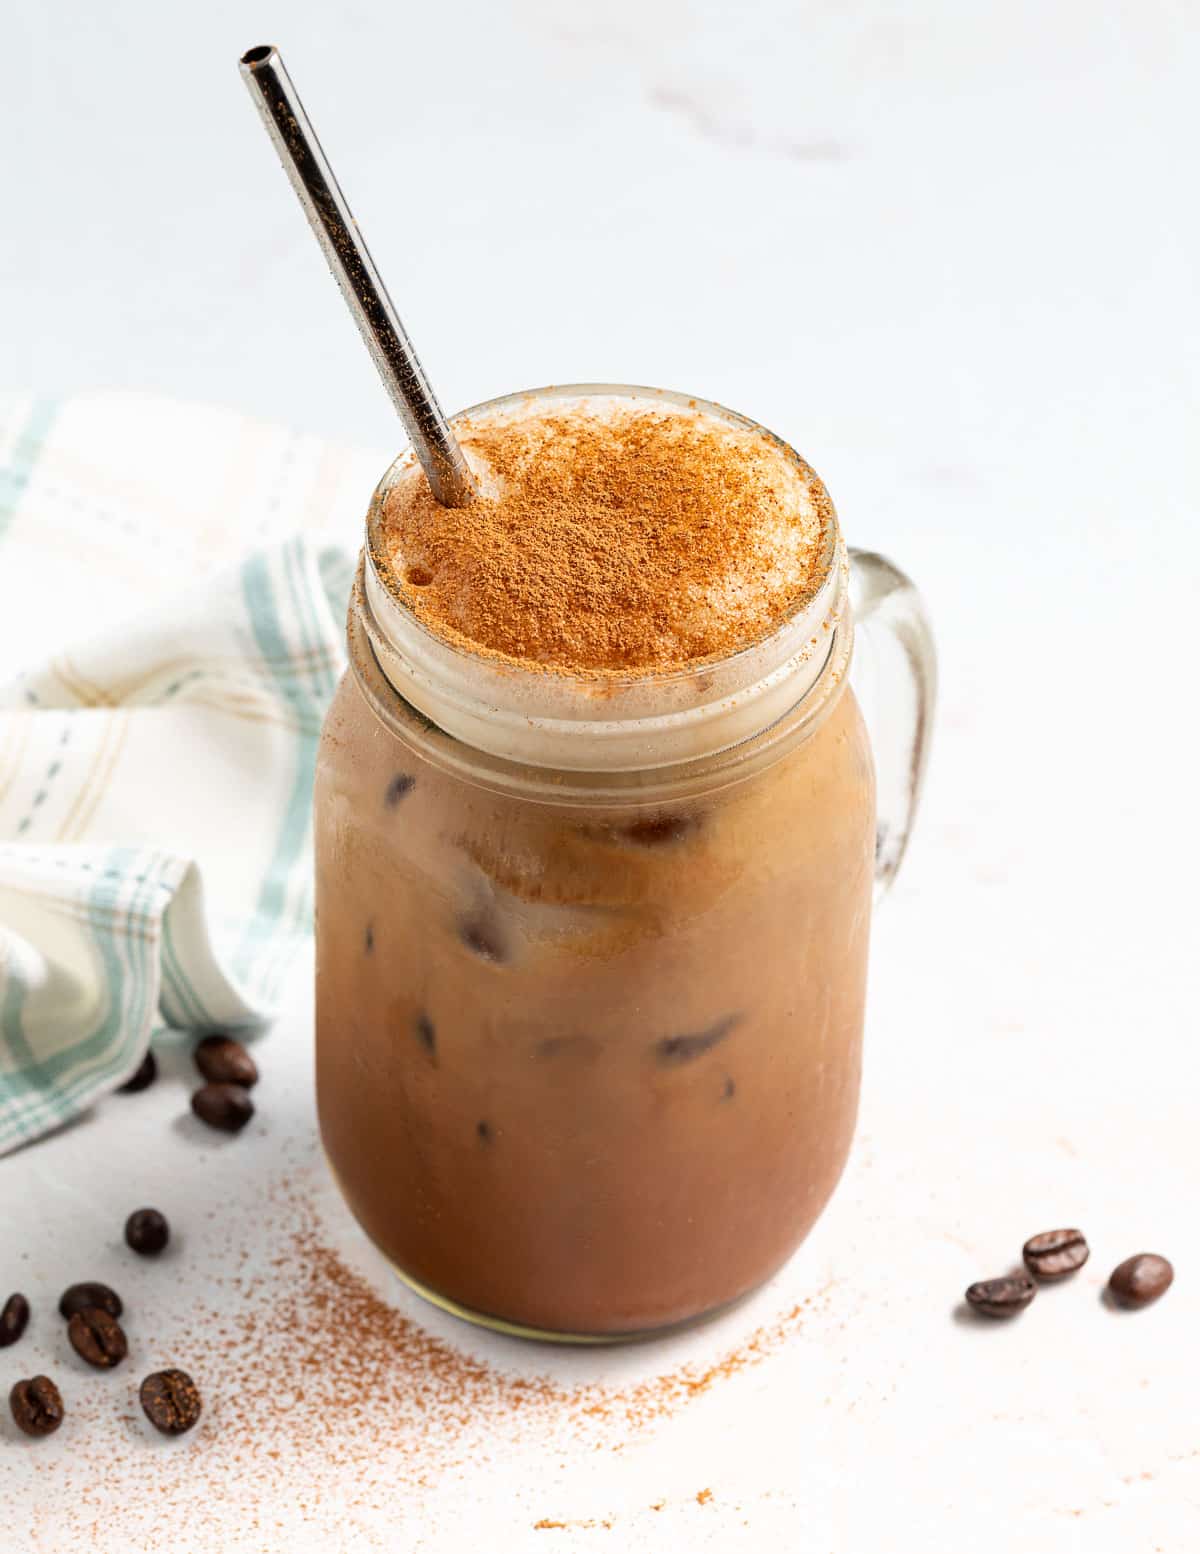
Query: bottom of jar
323,1149,765,1345
388,1259,758,1347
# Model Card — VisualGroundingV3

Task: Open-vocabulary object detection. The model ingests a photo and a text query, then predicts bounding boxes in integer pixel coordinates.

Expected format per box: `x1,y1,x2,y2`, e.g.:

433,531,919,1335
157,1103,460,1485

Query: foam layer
371,392,834,676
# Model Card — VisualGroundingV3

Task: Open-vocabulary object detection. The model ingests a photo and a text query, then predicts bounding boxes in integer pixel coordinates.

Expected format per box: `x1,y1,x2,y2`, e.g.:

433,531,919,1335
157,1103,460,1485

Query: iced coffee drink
315,387,915,1340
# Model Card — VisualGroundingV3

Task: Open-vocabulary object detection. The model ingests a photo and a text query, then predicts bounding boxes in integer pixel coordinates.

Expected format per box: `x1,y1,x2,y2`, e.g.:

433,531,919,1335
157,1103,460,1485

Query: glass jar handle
847,548,937,899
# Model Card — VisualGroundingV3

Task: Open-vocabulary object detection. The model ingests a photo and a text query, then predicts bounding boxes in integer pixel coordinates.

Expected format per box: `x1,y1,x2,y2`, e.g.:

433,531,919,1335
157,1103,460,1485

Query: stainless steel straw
239,45,475,507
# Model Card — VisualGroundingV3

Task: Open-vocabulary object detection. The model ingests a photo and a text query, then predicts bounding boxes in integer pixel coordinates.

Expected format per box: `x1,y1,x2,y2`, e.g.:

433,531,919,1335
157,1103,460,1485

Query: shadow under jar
315,385,934,1342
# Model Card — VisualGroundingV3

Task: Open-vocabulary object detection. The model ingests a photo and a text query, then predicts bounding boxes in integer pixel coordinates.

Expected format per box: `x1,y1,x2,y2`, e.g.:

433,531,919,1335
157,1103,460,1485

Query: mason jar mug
314,385,935,1342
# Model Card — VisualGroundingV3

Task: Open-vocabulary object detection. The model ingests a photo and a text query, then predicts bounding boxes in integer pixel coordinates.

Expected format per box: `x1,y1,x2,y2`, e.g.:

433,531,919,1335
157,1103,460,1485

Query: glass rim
347,562,856,802
364,381,841,693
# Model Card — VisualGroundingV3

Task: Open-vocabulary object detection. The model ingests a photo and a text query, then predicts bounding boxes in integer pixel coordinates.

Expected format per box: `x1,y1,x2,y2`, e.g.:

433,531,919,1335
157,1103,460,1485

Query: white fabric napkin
0,391,383,1153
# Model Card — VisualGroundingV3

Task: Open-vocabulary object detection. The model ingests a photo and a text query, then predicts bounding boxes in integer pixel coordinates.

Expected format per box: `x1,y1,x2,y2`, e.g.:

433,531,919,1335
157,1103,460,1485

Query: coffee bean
68,1306,128,1368
385,773,415,807
458,913,508,964
117,1049,158,1093
194,1034,258,1088
191,1082,254,1133
1023,1228,1090,1281
10,1375,63,1437
415,1012,436,1058
655,1013,741,1067
0,1292,30,1347
139,1369,202,1436
59,1281,123,1321
1108,1253,1174,1308
965,1274,1037,1318
125,1207,170,1255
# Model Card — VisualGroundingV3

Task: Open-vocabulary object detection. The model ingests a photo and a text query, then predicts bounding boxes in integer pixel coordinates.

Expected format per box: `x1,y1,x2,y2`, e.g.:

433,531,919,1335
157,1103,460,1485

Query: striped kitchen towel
0,391,384,1153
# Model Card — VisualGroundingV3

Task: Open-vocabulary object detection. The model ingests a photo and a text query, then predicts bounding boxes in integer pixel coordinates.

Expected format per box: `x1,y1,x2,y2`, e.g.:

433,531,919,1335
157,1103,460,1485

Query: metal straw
238,45,475,507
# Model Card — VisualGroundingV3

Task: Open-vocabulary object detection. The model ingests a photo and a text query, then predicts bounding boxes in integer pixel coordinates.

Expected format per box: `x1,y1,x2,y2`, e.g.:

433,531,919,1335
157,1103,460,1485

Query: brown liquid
315,668,874,1337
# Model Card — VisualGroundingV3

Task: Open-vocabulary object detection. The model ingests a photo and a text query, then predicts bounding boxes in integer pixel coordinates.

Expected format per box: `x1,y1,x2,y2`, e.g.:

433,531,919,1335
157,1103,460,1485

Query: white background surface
3,1,1199,1549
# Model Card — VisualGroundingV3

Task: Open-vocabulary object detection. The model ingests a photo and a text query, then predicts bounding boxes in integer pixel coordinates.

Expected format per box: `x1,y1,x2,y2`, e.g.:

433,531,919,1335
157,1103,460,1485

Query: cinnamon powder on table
23,1161,830,1550
373,398,834,676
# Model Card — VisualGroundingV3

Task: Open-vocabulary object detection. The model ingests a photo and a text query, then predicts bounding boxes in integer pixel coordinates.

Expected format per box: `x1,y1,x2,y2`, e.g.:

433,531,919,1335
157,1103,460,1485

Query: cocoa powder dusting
375,399,833,675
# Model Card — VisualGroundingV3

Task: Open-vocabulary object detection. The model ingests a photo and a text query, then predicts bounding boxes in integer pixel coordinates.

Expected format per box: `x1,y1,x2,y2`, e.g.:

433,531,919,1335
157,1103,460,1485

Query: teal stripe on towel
0,847,151,1142
0,399,57,545
233,548,320,998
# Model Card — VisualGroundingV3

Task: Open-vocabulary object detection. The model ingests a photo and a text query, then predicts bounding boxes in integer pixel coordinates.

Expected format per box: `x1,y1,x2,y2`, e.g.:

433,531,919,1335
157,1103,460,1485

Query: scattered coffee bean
139,1368,202,1436
194,1034,258,1088
655,1013,741,1067
477,1120,493,1144
965,1274,1037,1318
0,1292,30,1347
619,814,699,847
10,1375,63,1437
415,1012,436,1058
1108,1253,1174,1308
67,1306,128,1369
59,1281,123,1321
458,913,508,964
125,1207,170,1256
1023,1228,1090,1281
117,1049,158,1093
191,1082,254,1133
385,773,415,807
364,921,375,955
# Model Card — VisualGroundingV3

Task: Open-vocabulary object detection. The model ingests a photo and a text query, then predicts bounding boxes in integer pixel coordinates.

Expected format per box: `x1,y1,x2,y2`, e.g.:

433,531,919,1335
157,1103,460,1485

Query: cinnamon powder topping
374,397,834,675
